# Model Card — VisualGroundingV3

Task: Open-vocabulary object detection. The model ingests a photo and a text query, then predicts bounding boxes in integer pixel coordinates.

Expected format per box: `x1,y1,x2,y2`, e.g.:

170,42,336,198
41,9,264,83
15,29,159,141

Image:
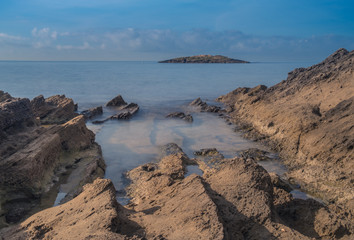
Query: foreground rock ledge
218,48,354,211
2,143,352,239
0,93,105,228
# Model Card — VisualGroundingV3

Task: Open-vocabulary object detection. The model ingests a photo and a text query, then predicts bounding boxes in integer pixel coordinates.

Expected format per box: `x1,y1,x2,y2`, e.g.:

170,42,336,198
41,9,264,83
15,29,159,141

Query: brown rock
217,48,354,211
0,179,138,240
106,95,127,107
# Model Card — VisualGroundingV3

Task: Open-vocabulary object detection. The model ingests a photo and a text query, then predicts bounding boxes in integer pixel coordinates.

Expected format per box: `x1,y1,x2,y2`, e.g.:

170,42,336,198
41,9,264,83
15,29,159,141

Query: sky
0,0,353,61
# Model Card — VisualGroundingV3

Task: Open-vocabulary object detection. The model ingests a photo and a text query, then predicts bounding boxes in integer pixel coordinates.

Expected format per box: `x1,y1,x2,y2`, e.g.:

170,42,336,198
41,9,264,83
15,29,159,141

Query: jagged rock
218,48,354,211
190,97,221,112
0,97,36,137
93,102,139,124
166,112,193,122
0,91,12,102
0,93,105,227
0,179,137,239
81,106,103,120
106,95,127,107
31,94,78,124
237,148,273,161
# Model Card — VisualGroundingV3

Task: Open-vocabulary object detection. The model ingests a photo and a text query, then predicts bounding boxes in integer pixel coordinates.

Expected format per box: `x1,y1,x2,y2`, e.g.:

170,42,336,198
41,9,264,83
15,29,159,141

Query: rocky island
159,54,249,63
0,48,353,239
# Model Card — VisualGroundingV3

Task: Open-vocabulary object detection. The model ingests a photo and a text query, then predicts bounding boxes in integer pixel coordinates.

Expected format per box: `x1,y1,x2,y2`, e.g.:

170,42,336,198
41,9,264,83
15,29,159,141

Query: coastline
0,48,353,239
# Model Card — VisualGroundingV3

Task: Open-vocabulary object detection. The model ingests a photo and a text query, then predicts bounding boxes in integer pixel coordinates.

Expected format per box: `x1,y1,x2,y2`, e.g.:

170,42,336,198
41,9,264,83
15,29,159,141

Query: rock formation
217,48,354,213
3,143,352,239
81,106,103,120
190,97,222,112
93,96,139,124
0,92,105,228
166,112,193,122
159,55,249,63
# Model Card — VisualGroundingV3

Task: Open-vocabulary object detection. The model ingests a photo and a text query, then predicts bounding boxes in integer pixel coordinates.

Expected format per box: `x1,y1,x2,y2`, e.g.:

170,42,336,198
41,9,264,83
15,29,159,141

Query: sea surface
0,61,316,204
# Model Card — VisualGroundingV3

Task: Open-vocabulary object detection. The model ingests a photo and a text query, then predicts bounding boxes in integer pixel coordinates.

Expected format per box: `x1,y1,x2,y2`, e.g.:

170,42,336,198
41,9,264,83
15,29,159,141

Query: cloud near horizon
0,27,353,62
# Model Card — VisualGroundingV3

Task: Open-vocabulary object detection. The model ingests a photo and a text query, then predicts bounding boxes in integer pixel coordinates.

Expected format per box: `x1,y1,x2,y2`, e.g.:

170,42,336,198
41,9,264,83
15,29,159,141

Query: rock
159,55,249,63
93,102,139,123
194,148,220,156
0,91,12,102
0,179,137,239
0,96,36,138
166,112,193,122
31,94,78,124
106,95,127,107
81,106,103,119
0,93,105,227
217,48,354,211
190,97,221,112
237,148,273,161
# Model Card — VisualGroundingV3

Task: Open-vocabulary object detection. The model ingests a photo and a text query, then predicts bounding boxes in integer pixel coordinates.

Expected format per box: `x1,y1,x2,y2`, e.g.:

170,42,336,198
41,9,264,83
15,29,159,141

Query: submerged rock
190,97,221,112
166,112,193,122
93,101,139,124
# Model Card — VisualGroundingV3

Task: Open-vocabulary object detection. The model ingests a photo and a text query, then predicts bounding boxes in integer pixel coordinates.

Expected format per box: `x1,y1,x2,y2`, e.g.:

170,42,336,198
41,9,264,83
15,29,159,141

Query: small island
158,54,250,63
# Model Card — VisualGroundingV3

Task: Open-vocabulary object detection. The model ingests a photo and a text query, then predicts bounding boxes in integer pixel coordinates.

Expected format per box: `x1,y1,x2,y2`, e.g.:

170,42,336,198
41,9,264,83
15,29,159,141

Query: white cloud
0,33,24,41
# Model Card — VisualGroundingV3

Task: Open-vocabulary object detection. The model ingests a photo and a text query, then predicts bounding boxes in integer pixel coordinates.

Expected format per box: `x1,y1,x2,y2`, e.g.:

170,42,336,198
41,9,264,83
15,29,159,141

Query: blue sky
0,0,353,61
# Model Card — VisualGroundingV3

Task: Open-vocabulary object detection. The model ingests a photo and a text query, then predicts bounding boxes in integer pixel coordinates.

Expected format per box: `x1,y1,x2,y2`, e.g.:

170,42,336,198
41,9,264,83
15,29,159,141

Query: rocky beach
0,48,353,239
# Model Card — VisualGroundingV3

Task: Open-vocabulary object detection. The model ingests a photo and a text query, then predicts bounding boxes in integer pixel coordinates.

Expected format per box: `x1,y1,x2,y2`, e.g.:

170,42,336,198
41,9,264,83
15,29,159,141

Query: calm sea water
0,61,315,204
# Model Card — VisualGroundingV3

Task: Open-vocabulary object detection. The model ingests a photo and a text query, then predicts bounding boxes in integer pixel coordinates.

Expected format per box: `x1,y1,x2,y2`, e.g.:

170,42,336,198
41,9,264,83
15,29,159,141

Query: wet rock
106,94,127,107
166,112,193,122
93,102,139,123
189,97,221,112
194,148,219,156
81,106,103,119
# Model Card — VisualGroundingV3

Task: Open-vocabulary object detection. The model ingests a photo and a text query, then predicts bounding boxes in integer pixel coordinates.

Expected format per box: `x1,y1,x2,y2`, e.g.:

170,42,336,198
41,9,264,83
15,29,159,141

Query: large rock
217,48,354,210
31,94,78,124
0,93,105,227
106,95,127,107
0,179,136,240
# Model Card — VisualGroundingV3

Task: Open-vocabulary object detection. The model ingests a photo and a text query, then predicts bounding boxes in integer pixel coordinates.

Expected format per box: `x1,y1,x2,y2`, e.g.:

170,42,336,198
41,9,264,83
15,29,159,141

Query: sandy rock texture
2,143,352,239
0,93,105,228
217,48,354,211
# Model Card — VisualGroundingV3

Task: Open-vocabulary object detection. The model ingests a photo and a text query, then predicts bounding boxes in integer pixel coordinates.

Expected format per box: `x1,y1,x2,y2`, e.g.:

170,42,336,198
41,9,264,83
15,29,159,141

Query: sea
0,61,315,204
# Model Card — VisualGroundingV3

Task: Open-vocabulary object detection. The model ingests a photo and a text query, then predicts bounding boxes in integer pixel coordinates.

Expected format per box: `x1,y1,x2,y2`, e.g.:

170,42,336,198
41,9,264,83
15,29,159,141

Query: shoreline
0,48,353,239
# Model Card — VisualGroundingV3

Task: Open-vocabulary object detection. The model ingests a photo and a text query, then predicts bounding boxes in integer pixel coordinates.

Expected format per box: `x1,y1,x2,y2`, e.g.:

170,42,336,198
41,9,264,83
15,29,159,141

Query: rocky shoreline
0,48,353,239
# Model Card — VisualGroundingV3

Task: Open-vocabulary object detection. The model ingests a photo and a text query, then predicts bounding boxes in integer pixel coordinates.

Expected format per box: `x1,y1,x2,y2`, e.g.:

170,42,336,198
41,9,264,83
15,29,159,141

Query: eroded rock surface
190,97,221,112
0,92,105,228
218,48,354,211
2,143,353,239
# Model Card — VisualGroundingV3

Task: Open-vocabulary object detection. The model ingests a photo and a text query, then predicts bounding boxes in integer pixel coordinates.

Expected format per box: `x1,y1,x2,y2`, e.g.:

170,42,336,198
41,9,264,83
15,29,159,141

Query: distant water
0,61,316,204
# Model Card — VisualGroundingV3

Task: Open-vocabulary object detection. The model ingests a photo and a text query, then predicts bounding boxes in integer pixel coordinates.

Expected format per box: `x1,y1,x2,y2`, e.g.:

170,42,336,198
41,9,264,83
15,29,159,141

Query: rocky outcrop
2,144,352,239
190,97,221,112
106,94,127,107
159,54,249,63
217,48,354,211
93,99,139,124
166,112,193,122
81,106,103,120
0,92,105,228
31,94,78,124
0,179,138,240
